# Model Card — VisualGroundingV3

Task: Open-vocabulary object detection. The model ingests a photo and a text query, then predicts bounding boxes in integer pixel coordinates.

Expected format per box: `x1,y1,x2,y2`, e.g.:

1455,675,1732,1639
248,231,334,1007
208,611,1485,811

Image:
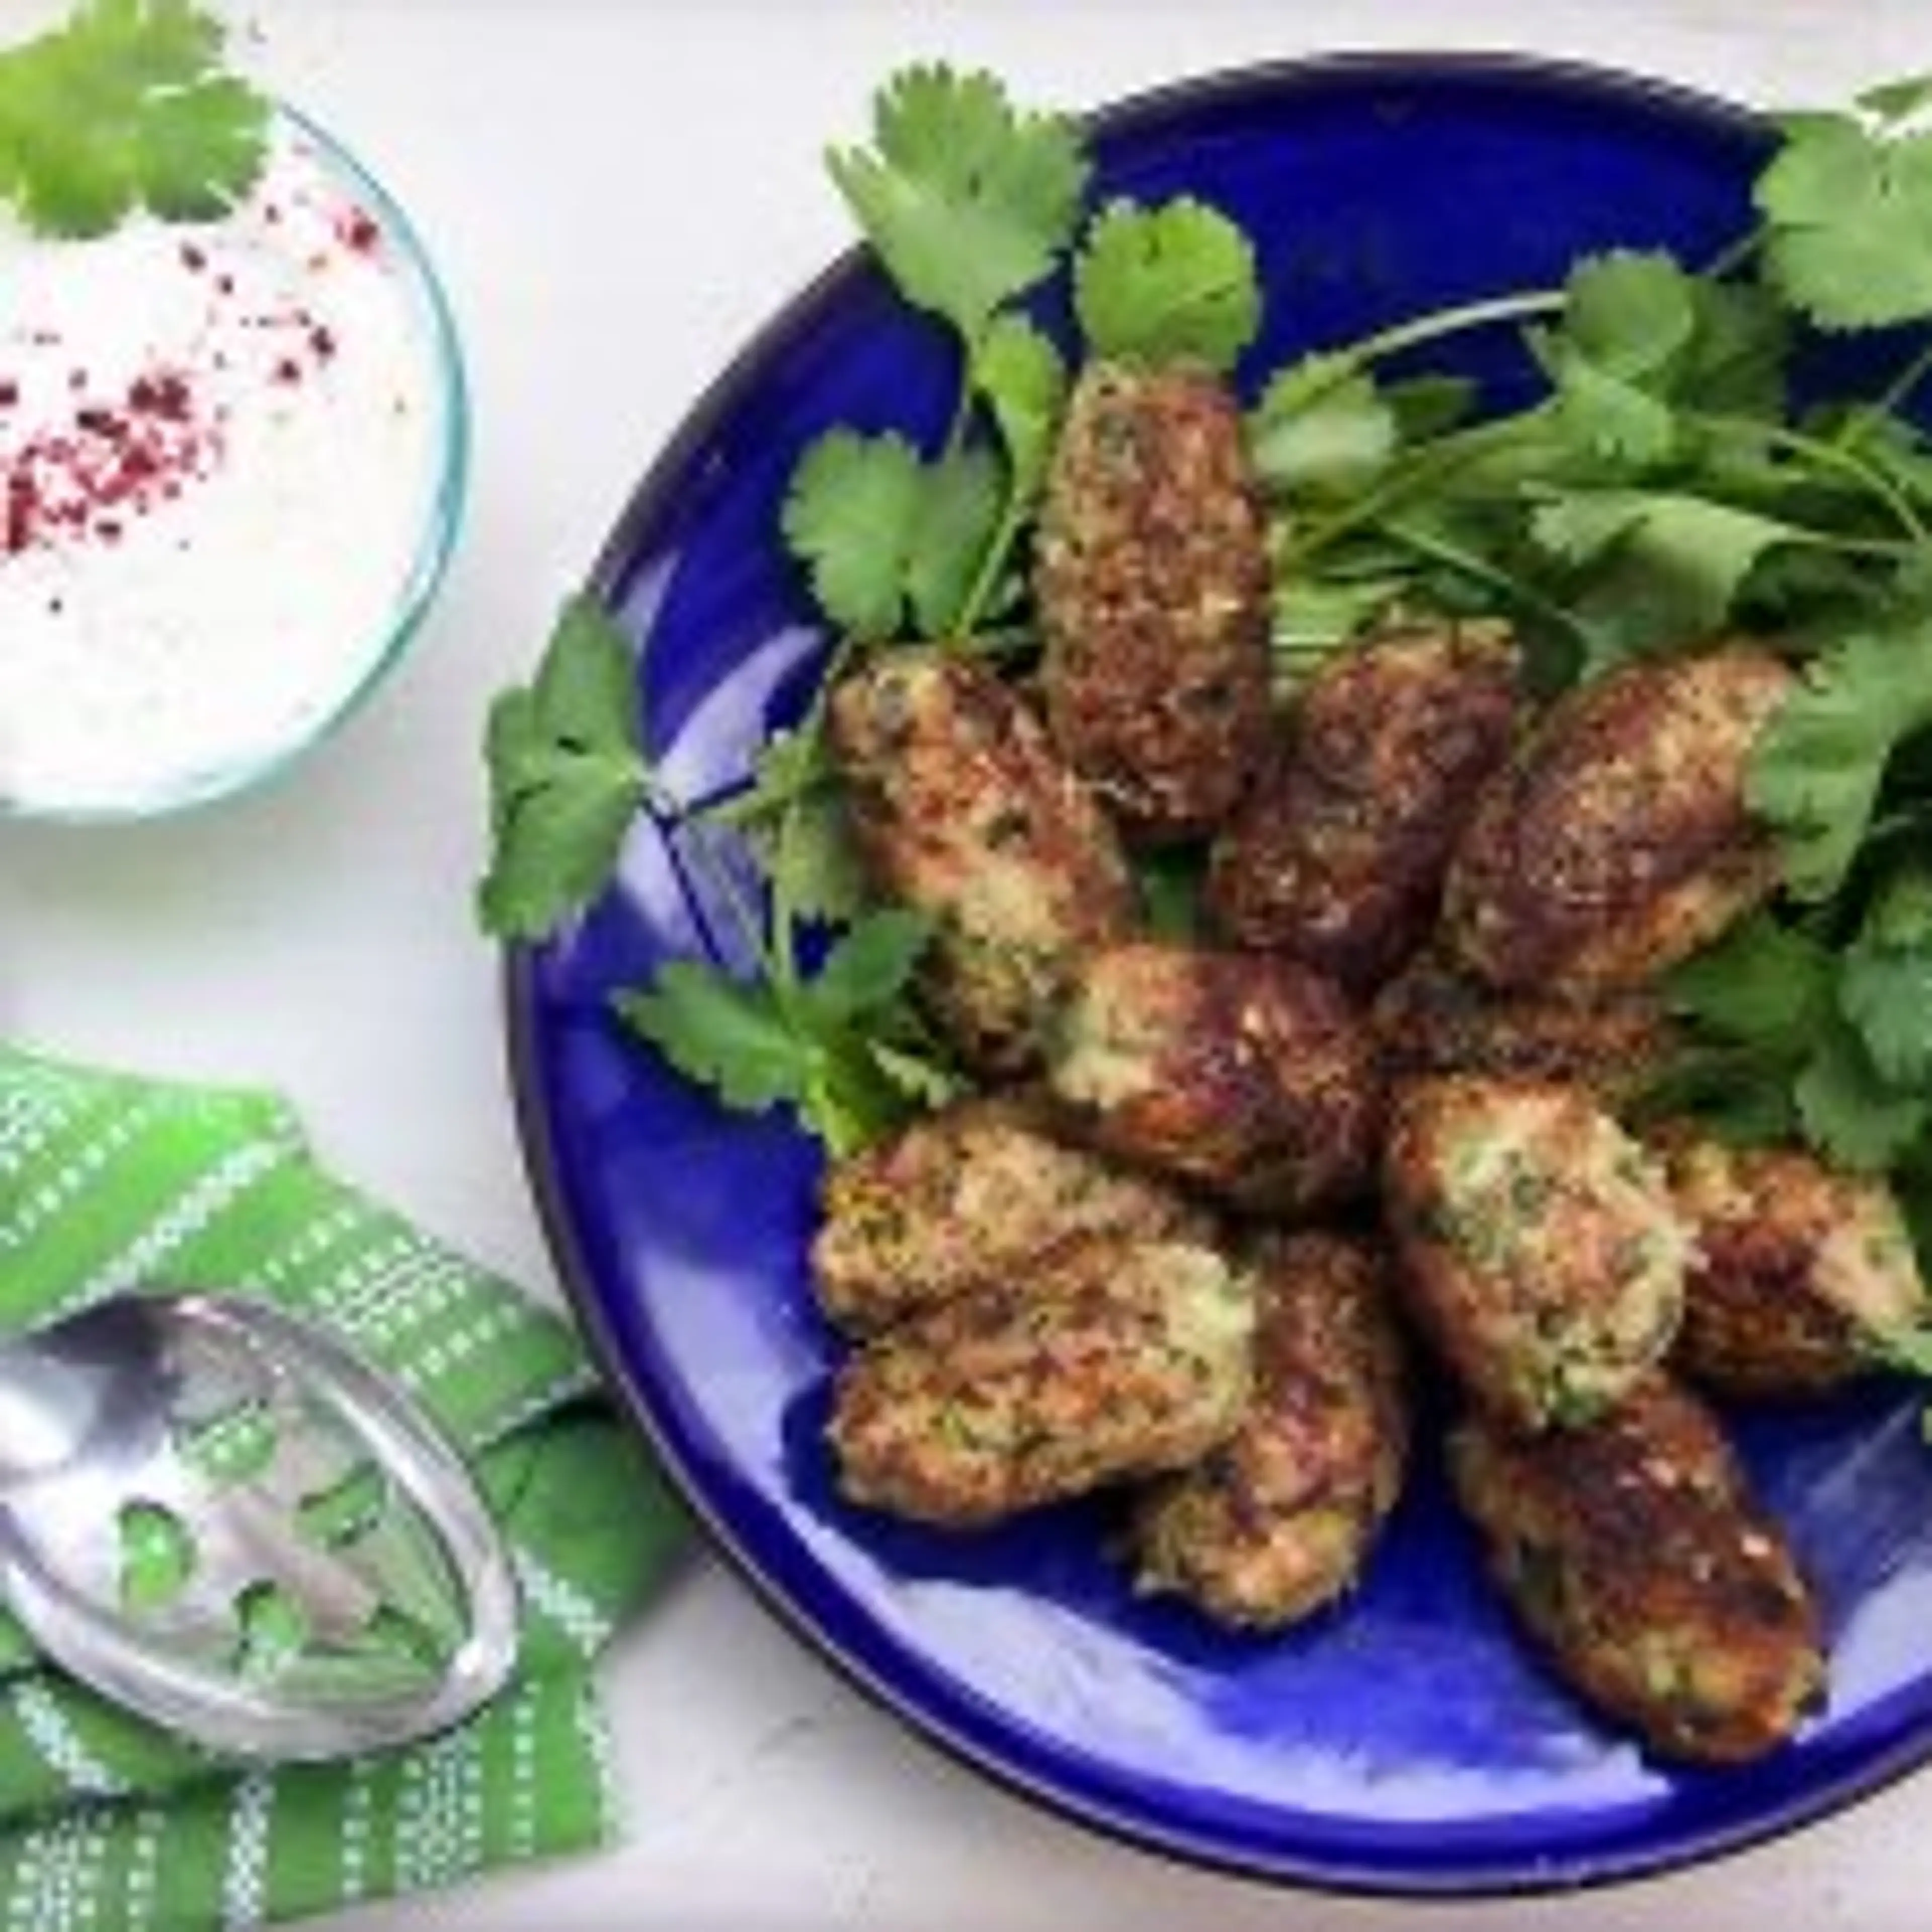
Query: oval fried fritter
1035,361,1272,840
1372,952,1679,1103
1446,646,1796,992
1451,1374,1825,1764
1132,1232,1408,1629
1207,622,1521,988
1385,1077,1688,1431
1658,1133,1928,1399
829,1228,1255,1527
811,1094,1200,1336
828,650,1136,1073
1046,941,1382,1216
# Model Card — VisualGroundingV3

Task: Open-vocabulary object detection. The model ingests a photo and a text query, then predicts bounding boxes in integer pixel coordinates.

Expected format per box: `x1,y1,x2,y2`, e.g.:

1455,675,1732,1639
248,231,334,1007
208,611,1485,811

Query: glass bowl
0,104,469,822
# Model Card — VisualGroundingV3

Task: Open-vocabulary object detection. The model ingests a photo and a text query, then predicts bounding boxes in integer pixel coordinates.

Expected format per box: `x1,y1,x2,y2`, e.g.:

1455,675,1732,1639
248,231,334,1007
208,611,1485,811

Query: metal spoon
0,1291,519,1760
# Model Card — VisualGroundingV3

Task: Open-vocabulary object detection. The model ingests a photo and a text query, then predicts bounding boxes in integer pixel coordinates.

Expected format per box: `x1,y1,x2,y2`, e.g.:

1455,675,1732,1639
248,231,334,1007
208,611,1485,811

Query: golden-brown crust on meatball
1657,1133,1928,1399
1451,1375,1825,1765
828,651,1136,1073
829,1228,1255,1527
1046,941,1382,1216
1035,362,1272,841
1132,1232,1409,1627
1384,1077,1688,1431
1446,646,1796,992
1207,623,1521,988
811,1094,1202,1336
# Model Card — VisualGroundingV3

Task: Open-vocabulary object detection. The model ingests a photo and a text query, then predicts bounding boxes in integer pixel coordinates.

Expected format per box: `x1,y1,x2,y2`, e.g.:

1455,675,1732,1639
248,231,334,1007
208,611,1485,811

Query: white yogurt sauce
0,122,452,815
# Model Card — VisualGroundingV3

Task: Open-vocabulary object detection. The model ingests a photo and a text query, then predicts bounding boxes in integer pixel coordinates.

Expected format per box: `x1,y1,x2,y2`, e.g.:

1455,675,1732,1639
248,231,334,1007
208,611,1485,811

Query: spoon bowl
0,1292,519,1760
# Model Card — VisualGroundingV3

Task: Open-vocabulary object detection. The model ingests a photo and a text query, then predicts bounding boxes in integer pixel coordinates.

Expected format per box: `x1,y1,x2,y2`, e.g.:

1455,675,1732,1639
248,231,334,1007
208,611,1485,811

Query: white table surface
12,0,1932,1924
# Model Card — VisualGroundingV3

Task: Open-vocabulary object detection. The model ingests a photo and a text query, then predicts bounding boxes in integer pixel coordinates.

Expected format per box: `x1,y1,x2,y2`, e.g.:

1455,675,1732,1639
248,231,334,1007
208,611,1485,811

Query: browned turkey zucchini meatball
828,650,1136,1073
811,1094,1200,1336
1035,362,1272,840
829,1227,1255,1527
1132,1232,1408,1628
1385,1077,1688,1430
1658,1134,1928,1399
1046,941,1382,1216
1446,646,1796,992
1207,622,1521,988
1372,952,1678,1102
1451,1374,1825,1764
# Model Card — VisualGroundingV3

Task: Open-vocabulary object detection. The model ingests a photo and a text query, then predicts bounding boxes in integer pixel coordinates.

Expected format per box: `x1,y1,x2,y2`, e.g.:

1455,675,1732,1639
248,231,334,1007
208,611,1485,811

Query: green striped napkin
0,1043,688,1929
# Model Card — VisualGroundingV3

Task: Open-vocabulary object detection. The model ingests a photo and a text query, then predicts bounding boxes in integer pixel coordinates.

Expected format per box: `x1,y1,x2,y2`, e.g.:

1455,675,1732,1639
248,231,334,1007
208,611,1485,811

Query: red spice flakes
129,373,191,421
1,367,219,559
0,381,17,409
337,208,381,255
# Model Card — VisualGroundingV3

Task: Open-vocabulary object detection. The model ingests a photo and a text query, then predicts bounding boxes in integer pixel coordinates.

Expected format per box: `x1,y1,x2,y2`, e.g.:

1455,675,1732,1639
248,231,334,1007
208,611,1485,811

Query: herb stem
954,486,1026,637
1700,226,1763,282
1273,412,1537,567
1686,410,1930,542
1337,290,1565,371
1832,338,1932,456
1379,514,1598,650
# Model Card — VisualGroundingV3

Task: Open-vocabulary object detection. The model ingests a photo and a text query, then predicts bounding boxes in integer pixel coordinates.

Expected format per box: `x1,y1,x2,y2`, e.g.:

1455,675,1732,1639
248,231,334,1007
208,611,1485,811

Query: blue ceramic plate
508,54,1932,1894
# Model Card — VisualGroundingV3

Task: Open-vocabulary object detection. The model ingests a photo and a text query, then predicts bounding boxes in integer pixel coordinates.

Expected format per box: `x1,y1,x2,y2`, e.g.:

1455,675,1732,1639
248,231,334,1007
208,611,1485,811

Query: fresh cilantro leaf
726,729,870,926
1795,1012,1931,1171
827,64,1088,341
800,908,933,1024
477,597,649,941
972,314,1067,509
1628,1041,1802,1147
1385,374,1477,441
904,445,1002,637
1665,913,1837,1049
615,965,813,1115
1538,254,1789,467
1839,865,1932,1087
1664,909,1932,1173
1530,489,1798,648
1757,109,1932,330
867,1039,966,1110
0,0,269,238
1548,357,1679,468
1680,280,1791,420
614,909,943,1152
1270,574,1408,681
780,430,926,639
1074,196,1260,373
1249,353,1399,497
780,430,1000,640
1748,619,1932,899
1648,917,1834,1144
1563,250,1699,378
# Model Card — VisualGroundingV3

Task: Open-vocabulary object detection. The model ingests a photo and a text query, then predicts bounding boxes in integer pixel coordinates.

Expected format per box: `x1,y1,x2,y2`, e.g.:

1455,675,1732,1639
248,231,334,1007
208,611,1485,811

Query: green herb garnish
0,0,269,239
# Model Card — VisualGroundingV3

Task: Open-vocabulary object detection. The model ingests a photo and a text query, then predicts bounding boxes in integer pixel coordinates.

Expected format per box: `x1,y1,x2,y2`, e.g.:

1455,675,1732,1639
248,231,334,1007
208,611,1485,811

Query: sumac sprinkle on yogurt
0,124,450,814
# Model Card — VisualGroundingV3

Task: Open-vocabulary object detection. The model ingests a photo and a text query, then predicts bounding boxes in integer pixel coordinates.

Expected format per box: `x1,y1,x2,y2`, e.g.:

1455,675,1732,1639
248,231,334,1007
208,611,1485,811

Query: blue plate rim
501,47,1932,1898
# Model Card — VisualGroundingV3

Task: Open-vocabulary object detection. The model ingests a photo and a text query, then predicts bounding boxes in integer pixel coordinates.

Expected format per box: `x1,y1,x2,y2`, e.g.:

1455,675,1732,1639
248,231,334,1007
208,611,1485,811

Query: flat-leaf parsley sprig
0,0,270,239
